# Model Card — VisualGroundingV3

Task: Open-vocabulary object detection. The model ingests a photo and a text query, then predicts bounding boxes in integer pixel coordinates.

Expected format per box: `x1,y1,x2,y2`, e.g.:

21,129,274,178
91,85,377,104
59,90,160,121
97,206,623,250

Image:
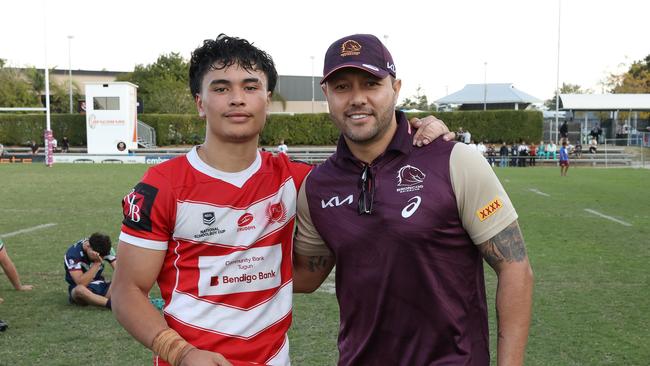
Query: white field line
1,223,57,238
528,188,551,197
584,209,632,227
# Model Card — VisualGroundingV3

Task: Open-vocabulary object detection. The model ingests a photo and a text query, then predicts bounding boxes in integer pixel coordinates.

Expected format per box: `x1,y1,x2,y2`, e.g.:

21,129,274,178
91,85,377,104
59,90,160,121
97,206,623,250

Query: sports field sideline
0,164,648,365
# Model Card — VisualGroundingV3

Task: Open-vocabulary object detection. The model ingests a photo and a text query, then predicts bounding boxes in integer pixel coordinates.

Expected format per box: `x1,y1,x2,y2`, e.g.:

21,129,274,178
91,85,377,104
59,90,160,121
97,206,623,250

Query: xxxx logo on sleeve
476,197,503,222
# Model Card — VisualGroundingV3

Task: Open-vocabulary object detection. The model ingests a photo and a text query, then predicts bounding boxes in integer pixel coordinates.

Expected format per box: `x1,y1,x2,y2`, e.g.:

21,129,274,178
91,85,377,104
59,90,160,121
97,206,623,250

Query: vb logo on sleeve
122,182,159,232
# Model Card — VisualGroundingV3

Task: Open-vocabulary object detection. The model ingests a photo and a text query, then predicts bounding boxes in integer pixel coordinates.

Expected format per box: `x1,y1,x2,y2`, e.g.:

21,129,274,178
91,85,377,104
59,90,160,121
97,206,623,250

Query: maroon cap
321,34,396,84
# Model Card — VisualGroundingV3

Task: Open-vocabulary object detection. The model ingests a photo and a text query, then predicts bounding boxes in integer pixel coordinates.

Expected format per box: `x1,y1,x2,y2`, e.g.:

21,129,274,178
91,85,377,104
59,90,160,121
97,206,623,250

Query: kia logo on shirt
321,194,353,208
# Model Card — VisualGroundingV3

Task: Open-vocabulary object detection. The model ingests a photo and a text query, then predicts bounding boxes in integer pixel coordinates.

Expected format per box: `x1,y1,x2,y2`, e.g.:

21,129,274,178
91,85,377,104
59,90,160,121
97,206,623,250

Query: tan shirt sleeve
450,143,518,244
294,174,333,257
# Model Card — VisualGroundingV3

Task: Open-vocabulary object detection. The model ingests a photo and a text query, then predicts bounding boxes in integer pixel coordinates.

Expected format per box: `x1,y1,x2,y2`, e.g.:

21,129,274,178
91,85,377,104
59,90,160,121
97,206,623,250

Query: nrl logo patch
203,211,216,226
396,165,426,193
476,197,503,221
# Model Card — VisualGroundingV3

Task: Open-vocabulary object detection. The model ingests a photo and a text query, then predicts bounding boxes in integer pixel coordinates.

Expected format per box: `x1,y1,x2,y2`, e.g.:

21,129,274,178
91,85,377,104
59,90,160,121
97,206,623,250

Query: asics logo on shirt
321,194,353,208
401,196,422,218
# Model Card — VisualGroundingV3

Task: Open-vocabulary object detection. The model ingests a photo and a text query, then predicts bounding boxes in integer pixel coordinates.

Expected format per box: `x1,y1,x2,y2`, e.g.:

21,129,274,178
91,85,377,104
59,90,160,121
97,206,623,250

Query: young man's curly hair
88,232,112,258
189,34,278,98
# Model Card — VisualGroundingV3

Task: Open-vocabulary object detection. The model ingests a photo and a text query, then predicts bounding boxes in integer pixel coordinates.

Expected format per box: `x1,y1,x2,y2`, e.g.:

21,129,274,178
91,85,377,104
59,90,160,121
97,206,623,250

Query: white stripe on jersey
119,231,168,250
164,281,293,339
266,334,291,366
172,178,297,248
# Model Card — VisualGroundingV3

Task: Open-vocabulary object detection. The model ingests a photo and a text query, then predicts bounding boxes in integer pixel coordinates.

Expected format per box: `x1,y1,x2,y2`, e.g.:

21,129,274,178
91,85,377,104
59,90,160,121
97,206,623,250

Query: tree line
1,53,648,114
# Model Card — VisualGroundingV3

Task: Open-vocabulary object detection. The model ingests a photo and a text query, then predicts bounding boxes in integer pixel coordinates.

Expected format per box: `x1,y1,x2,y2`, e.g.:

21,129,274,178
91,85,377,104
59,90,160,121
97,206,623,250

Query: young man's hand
180,349,233,366
88,250,103,263
17,284,33,291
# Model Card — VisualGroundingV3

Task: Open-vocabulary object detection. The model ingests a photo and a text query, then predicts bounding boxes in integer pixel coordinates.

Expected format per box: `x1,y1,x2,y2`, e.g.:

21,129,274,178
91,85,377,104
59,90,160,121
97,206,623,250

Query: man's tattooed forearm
307,256,330,272
478,221,527,268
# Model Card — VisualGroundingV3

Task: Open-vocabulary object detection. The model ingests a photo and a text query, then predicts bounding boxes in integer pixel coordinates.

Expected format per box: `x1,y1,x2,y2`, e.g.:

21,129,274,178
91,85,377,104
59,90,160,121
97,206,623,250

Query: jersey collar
186,146,262,188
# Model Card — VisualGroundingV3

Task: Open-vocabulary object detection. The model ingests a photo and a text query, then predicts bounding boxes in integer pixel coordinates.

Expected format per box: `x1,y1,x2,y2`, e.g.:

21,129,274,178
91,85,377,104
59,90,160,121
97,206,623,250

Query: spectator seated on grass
64,233,116,310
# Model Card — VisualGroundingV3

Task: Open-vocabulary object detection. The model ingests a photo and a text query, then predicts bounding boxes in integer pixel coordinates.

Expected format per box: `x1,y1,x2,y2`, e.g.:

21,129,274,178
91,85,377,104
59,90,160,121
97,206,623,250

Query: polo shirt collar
335,110,413,164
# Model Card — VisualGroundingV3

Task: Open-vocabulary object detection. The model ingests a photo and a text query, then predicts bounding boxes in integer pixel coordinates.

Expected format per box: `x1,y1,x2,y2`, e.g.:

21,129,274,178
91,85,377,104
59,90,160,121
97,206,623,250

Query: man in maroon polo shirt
293,34,534,365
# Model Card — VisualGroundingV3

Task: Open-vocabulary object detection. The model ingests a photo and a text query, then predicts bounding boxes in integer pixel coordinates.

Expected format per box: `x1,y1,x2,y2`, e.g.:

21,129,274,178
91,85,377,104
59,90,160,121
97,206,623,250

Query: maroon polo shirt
304,111,490,365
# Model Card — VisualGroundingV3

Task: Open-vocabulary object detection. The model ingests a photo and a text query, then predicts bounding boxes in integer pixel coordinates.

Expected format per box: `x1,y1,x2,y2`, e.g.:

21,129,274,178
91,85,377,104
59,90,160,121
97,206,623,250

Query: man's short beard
333,103,396,145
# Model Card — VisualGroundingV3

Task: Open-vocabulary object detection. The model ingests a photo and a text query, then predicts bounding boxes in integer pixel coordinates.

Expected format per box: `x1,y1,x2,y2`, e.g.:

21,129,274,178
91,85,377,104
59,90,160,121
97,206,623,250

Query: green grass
0,164,648,365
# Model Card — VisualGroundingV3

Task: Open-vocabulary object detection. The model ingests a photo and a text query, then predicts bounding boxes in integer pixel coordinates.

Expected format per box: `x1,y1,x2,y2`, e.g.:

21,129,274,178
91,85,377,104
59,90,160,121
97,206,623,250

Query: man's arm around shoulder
477,220,534,366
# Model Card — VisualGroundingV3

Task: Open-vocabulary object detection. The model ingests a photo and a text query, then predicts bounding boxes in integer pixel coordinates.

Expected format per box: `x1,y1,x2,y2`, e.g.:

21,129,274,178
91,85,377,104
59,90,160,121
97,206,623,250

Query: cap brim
320,63,390,84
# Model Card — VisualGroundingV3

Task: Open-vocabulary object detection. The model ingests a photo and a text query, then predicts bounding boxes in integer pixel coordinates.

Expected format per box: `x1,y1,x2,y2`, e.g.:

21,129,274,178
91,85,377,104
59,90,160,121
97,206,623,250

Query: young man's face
83,241,102,262
195,63,271,143
322,68,401,145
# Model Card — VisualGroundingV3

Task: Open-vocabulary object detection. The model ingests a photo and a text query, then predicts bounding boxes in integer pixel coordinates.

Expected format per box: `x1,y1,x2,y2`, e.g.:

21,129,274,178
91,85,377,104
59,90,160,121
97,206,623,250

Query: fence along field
0,164,648,365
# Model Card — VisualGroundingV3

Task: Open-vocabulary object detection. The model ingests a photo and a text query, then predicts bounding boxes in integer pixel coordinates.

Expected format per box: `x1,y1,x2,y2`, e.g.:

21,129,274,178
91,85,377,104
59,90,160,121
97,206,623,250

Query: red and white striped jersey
120,147,311,366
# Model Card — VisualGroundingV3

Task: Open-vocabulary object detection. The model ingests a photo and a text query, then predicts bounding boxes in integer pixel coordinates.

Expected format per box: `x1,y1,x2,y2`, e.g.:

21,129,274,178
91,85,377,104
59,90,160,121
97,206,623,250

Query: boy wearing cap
293,34,534,365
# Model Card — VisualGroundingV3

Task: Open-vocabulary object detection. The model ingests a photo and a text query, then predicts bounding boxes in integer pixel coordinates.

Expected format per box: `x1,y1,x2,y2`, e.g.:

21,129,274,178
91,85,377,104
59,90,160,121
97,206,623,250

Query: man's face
195,63,271,143
322,69,401,145
83,242,102,262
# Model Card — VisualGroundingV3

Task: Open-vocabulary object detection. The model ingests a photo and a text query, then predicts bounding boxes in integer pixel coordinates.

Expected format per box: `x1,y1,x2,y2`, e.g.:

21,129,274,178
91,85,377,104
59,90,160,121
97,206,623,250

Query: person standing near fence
499,142,509,167
559,141,570,176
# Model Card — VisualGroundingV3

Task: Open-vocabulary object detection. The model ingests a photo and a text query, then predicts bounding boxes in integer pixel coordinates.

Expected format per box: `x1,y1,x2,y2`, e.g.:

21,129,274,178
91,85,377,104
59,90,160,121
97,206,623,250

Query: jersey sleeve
449,143,518,244
119,167,176,251
293,174,333,257
64,247,83,272
103,247,117,263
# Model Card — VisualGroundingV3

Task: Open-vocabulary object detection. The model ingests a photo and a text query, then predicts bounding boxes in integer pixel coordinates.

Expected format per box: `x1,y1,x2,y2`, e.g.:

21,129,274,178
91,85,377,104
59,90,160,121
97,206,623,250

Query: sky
1,0,648,105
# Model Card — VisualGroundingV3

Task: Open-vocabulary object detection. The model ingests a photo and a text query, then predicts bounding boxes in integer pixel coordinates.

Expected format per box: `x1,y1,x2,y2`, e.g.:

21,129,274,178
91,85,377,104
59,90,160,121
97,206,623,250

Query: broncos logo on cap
397,165,426,187
340,40,362,56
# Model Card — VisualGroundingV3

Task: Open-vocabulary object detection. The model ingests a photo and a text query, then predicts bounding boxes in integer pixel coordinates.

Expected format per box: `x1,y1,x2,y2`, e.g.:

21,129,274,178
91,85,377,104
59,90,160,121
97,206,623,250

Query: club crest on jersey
396,165,426,193
203,212,216,226
266,202,287,224
122,182,158,232
477,197,503,222
237,212,256,232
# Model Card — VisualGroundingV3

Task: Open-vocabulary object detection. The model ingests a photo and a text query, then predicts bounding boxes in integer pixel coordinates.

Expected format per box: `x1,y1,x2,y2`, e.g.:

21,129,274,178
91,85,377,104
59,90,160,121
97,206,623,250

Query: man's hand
409,115,455,146
180,349,233,366
88,250,103,263
18,284,33,291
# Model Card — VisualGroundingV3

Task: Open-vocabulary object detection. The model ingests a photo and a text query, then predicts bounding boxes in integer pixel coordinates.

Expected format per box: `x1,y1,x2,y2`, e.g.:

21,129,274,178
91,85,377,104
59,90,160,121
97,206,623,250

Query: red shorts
560,160,569,167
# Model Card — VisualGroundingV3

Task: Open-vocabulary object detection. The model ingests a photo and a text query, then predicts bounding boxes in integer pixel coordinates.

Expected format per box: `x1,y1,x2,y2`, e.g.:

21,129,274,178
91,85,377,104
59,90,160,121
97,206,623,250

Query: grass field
0,163,648,365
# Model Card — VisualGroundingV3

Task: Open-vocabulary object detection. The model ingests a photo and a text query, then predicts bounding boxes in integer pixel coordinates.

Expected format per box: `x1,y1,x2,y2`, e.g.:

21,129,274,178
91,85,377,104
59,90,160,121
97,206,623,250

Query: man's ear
321,83,329,98
392,78,402,105
195,94,206,118
266,91,272,114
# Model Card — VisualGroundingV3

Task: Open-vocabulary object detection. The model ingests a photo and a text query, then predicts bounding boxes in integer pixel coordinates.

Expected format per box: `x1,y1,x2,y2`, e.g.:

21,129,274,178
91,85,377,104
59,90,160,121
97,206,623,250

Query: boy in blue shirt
559,141,570,176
